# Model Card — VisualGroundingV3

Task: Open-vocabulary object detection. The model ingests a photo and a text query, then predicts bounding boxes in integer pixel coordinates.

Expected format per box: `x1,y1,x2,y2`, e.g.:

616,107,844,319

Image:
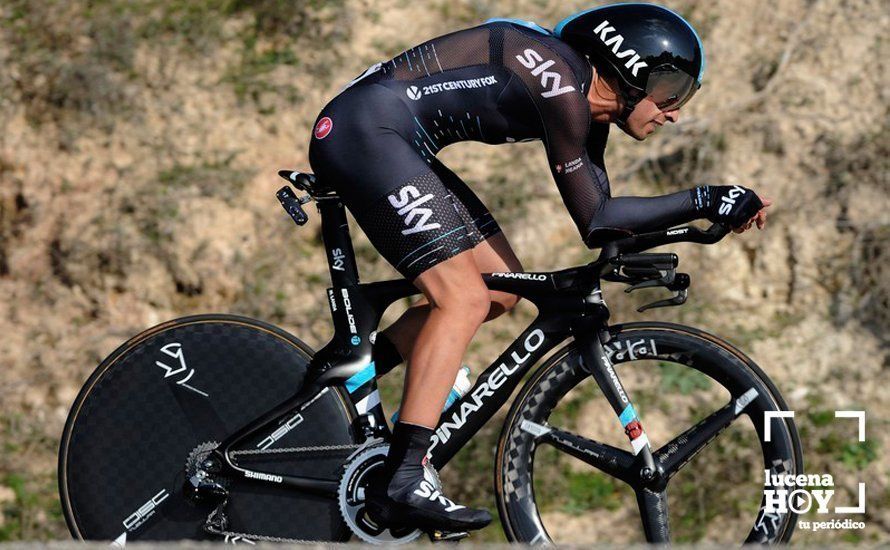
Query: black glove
691,185,763,229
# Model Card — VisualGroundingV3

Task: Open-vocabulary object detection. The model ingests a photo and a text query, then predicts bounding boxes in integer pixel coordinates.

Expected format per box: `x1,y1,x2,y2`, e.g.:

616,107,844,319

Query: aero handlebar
599,223,730,259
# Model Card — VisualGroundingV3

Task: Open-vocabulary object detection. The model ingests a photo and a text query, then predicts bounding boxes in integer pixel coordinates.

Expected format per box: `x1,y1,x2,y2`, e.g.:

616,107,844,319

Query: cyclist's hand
699,185,764,230
733,195,772,234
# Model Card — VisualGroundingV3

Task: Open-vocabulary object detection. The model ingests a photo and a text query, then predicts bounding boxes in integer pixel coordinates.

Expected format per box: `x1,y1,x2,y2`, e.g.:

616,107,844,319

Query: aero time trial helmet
555,3,706,115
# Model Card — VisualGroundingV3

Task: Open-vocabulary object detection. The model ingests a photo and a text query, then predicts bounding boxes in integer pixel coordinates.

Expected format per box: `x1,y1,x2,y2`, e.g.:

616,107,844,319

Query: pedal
428,530,470,542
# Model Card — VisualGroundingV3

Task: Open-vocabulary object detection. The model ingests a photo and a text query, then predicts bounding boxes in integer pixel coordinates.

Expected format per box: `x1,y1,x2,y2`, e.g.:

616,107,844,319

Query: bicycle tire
58,314,356,543
494,322,802,544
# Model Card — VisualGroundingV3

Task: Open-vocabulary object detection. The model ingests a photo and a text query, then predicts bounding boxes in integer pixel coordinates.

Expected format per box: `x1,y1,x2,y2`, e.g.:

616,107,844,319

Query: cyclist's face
621,98,681,141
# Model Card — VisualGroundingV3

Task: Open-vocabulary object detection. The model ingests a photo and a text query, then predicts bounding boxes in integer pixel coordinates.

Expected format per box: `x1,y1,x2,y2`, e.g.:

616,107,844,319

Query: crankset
338,444,424,544
338,444,471,544
186,439,471,543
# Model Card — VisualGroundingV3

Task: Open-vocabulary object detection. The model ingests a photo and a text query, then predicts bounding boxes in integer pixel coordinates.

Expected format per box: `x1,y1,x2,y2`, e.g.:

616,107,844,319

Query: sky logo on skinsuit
388,184,442,235
314,117,333,139
515,48,576,98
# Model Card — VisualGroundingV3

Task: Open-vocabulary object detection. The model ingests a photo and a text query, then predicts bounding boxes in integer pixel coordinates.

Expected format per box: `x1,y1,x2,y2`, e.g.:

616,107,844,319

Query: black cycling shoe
365,462,492,533
367,421,492,533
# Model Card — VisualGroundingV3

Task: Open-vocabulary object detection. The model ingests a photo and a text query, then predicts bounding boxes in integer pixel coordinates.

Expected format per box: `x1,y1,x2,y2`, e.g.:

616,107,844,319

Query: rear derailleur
183,441,229,505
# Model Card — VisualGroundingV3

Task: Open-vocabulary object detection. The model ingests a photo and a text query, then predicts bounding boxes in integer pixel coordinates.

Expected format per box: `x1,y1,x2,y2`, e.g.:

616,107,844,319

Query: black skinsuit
309,20,698,280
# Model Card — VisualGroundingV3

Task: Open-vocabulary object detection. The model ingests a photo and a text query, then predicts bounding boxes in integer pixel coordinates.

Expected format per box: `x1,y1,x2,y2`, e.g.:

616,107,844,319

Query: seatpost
316,198,360,287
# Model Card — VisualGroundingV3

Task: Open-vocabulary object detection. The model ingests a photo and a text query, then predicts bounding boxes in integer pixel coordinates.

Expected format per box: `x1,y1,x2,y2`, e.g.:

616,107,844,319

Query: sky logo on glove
718,185,748,216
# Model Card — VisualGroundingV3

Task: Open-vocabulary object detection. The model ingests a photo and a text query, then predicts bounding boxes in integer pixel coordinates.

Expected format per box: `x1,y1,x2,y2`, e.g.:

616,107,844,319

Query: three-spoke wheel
495,323,802,544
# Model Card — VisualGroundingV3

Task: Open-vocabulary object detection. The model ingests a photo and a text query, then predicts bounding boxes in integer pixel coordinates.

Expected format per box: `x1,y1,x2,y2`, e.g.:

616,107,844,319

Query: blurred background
0,0,886,543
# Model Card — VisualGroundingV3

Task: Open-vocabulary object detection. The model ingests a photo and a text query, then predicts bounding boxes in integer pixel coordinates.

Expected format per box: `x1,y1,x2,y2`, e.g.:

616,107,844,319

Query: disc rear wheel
59,314,356,543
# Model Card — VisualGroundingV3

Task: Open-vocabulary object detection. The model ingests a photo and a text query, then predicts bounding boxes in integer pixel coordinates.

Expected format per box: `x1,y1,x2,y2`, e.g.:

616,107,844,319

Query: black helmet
555,3,706,113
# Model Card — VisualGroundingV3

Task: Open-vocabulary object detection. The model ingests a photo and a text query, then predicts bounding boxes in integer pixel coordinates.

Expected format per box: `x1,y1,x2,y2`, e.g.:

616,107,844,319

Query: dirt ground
0,0,887,544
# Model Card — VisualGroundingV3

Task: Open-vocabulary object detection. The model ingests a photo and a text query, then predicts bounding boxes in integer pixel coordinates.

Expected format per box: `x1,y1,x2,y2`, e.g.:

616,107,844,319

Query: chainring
337,444,423,544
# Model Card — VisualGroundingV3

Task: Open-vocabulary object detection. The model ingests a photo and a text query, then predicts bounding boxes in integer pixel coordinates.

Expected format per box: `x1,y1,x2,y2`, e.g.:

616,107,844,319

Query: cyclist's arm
547,117,699,248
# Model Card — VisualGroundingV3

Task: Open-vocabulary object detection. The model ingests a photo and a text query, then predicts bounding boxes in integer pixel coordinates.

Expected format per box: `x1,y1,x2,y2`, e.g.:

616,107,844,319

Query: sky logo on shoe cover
314,116,333,139
413,480,465,512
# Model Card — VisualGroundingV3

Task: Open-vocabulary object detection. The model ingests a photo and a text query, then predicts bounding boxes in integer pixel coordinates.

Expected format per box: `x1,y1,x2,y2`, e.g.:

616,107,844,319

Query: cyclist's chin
618,122,651,141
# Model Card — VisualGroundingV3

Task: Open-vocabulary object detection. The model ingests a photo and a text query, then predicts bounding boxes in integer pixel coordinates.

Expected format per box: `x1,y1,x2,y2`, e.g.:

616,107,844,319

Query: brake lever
635,273,690,311
637,289,688,312
624,269,676,292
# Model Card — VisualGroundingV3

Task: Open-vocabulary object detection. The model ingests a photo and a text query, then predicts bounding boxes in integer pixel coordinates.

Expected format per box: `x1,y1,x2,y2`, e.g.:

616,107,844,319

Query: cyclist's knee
437,280,490,324
414,252,490,326
420,278,489,326
469,284,494,323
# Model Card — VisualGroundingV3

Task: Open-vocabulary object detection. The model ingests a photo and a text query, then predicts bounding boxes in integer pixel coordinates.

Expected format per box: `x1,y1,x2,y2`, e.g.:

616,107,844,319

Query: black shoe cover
365,459,492,533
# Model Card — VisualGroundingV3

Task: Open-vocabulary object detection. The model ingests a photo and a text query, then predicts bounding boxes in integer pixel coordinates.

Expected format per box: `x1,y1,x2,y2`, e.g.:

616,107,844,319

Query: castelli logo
314,117,333,139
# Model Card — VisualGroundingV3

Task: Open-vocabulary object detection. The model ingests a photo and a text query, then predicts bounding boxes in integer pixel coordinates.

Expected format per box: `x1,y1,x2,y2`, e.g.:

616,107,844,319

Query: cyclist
308,3,770,534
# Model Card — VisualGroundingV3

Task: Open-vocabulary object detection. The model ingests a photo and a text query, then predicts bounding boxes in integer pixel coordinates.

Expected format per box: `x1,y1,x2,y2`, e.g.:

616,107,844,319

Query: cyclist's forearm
584,189,699,247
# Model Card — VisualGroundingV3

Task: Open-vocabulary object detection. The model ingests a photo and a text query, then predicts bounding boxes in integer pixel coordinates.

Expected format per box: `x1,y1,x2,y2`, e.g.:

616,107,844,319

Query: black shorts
308,83,501,280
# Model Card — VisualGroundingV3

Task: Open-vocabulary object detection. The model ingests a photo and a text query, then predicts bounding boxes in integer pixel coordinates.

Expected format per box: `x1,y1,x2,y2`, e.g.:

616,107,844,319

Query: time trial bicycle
59,170,802,544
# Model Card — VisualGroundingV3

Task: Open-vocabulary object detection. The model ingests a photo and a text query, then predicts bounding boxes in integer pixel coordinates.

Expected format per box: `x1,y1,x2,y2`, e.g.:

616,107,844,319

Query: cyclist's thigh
308,87,486,281
428,159,522,275
429,158,503,242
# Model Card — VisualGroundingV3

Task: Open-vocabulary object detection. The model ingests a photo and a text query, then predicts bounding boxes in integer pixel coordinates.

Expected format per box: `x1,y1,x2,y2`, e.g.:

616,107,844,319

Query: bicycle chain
202,442,364,543
204,499,319,544
230,442,361,457
205,520,317,544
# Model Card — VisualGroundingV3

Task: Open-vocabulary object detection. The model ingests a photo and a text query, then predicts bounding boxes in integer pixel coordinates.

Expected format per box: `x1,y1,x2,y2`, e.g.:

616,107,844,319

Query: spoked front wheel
495,322,802,544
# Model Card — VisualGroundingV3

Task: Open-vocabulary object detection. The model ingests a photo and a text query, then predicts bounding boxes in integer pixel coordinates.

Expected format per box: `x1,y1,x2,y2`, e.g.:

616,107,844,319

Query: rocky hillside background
0,0,887,543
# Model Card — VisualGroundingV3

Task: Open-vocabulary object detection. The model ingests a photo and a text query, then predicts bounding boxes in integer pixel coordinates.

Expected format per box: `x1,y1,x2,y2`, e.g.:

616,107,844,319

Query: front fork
574,318,658,483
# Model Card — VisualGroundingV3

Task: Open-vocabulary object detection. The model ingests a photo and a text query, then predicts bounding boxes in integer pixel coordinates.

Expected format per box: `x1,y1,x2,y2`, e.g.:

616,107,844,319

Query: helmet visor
645,64,700,111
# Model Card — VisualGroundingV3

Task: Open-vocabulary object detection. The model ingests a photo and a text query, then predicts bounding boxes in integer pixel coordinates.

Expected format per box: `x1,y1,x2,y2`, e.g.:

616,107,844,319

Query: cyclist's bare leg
479,232,524,318
396,250,491,427
382,233,522,362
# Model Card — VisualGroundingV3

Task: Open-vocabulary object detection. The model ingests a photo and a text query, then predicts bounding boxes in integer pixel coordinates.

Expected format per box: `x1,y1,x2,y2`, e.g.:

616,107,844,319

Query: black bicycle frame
210,186,726,504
